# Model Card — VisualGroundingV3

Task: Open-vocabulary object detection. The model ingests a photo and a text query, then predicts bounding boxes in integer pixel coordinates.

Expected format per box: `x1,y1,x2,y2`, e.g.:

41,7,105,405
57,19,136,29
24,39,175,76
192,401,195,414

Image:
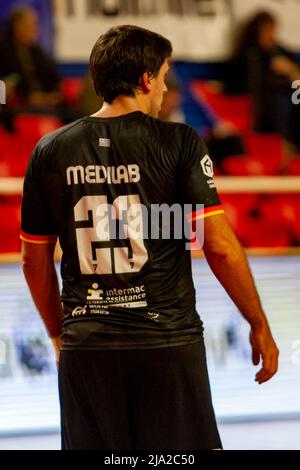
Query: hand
271,56,300,80
51,336,62,370
250,325,279,384
212,121,238,139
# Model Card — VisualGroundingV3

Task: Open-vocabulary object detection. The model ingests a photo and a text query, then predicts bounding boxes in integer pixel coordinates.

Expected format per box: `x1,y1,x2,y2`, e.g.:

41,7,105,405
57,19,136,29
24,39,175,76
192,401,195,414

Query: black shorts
58,340,222,450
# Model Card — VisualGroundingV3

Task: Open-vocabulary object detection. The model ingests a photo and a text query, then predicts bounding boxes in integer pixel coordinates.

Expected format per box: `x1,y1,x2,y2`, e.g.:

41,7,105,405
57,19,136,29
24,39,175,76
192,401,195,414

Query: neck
91,95,150,118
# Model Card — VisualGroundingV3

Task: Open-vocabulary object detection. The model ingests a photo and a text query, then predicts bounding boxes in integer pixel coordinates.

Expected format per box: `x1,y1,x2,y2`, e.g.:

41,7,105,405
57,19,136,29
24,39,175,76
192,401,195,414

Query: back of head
89,25,172,103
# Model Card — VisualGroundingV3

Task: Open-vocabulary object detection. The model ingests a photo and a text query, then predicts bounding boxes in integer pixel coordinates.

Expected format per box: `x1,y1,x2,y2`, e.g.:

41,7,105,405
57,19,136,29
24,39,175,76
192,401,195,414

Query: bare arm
202,213,279,384
271,56,300,81
22,241,62,363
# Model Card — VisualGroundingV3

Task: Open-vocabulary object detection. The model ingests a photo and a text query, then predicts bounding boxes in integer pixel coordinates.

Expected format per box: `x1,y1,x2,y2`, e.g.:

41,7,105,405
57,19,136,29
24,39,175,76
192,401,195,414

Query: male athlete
21,25,279,450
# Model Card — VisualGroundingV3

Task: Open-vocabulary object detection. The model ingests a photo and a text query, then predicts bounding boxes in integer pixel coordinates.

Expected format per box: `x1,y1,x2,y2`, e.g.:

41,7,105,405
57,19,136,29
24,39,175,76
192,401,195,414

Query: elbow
203,236,241,263
203,235,230,257
202,212,244,263
203,244,231,263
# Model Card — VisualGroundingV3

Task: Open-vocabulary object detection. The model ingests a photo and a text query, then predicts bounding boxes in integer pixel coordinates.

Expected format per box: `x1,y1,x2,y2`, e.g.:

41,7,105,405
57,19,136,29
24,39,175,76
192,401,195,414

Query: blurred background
0,0,300,450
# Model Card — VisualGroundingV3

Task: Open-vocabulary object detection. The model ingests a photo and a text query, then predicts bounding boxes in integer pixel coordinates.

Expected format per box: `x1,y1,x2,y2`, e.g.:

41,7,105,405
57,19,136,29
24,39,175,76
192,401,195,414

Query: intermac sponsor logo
0,80,6,104
86,283,148,310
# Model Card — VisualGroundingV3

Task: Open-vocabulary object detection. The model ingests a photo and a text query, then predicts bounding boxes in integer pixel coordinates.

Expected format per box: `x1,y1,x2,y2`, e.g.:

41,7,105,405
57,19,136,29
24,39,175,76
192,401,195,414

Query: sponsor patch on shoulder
200,154,214,178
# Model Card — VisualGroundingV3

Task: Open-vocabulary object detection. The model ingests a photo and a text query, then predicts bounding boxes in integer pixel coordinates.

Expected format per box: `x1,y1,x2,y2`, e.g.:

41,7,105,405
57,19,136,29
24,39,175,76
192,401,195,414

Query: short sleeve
20,145,58,244
178,126,224,222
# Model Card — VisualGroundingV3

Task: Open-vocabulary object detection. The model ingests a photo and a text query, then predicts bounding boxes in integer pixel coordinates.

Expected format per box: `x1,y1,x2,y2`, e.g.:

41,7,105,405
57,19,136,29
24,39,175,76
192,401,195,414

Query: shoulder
35,118,86,154
144,115,201,147
30,118,87,169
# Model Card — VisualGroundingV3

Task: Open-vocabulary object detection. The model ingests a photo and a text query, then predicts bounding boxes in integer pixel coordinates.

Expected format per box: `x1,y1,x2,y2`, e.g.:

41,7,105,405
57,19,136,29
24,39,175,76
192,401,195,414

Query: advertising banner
54,0,300,63
54,0,233,62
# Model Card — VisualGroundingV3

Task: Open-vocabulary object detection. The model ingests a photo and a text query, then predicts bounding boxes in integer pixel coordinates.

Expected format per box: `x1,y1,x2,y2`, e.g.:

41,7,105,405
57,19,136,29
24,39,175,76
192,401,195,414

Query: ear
140,72,152,93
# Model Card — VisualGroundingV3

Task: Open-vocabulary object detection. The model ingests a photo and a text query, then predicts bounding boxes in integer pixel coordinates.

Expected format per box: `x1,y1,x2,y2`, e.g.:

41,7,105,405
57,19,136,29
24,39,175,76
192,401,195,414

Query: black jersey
21,111,224,350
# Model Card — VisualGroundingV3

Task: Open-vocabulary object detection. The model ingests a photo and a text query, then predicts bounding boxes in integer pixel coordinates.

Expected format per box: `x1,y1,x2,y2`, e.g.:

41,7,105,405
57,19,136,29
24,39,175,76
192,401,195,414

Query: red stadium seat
222,133,283,175
0,160,10,177
260,195,300,243
192,81,284,175
0,128,34,176
219,194,258,239
244,133,282,175
288,157,300,175
238,216,291,248
221,155,265,175
1,115,62,176
14,114,62,143
220,194,258,213
61,77,83,107
245,133,282,157
192,81,252,133
0,196,22,253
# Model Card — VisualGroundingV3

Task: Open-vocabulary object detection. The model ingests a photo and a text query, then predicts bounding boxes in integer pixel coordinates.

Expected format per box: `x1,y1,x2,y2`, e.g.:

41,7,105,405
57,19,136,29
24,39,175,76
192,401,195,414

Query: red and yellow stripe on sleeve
186,205,224,223
20,231,57,244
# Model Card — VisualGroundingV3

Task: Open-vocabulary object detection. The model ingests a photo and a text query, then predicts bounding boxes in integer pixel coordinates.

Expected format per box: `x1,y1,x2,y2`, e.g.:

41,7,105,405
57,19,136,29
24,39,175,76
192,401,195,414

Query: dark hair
224,11,276,94
236,11,276,53
89,25,172,103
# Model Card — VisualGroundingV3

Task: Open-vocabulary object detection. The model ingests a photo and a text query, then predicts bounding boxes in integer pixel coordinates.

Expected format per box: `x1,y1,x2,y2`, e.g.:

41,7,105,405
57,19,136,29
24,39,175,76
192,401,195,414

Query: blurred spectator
0,6,62,109
224,11,300,159
159,74,185,123
160,74,244,172
0,6,80,130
